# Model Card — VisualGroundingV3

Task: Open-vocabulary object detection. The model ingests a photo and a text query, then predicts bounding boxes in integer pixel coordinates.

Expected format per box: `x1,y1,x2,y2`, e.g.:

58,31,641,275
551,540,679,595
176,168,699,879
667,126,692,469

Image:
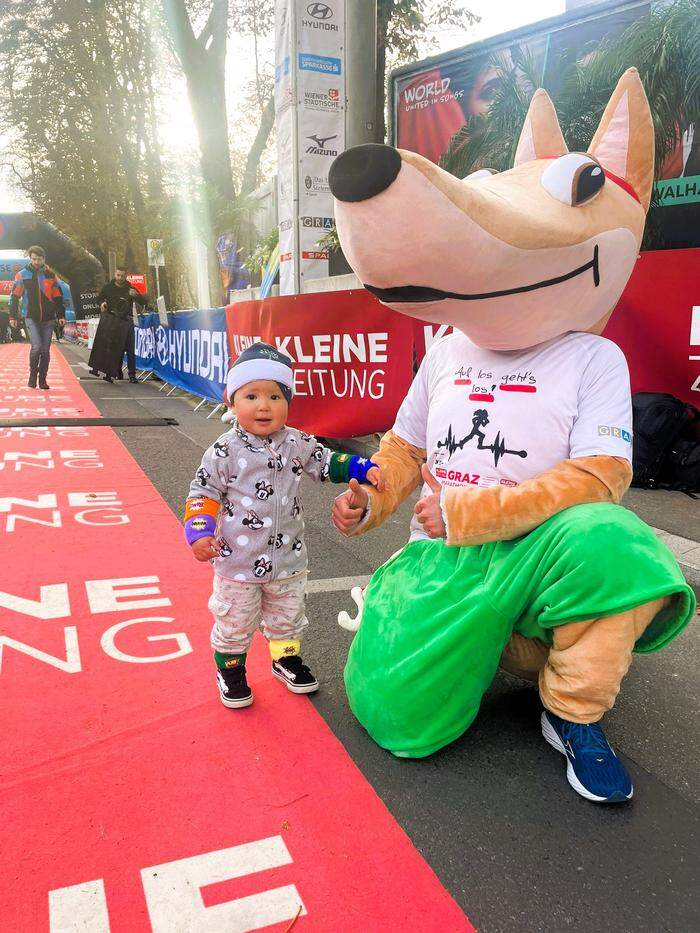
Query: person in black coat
91,265,148,383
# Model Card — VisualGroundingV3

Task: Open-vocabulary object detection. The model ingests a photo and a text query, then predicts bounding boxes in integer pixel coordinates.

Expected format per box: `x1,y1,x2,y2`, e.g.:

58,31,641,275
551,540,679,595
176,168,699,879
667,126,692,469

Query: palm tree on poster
439,0,700,247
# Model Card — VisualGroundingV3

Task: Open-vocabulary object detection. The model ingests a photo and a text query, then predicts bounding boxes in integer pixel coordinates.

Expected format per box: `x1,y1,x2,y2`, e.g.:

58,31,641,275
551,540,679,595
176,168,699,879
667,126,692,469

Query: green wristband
329,452,351,484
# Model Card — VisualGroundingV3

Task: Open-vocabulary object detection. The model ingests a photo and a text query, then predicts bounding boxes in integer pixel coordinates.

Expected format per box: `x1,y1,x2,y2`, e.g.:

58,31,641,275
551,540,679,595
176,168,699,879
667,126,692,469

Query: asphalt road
62,344,699,933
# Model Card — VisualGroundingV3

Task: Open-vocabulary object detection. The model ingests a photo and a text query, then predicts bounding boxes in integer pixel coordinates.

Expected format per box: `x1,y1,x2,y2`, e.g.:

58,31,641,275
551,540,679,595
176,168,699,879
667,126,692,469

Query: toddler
185,343,380,708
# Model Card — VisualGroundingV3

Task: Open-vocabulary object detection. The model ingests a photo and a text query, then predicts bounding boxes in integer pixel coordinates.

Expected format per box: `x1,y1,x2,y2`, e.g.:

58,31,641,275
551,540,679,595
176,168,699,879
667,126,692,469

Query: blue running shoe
541,711,633,803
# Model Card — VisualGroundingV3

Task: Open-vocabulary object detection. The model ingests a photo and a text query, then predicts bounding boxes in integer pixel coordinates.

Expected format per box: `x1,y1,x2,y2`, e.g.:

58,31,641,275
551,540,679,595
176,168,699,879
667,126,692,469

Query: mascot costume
329,69,695,803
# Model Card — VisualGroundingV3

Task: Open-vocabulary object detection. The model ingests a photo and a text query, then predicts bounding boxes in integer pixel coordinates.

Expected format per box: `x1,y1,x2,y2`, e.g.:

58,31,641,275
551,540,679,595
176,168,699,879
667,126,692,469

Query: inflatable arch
0,212,105,319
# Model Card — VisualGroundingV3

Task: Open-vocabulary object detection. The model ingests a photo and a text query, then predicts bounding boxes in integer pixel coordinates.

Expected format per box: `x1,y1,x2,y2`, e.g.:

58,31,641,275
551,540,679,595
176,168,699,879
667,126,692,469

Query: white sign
147,239,165,267
275,0,345,294
156,295,168,328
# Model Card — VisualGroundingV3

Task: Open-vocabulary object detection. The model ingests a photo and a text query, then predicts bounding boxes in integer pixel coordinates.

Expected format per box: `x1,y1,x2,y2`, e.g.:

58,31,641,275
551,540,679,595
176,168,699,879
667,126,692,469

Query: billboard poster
392,0,698,249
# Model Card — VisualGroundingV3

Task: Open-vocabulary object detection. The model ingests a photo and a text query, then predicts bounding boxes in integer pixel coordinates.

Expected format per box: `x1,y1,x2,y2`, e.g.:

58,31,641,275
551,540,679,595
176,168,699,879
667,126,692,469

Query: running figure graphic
438,409,528,467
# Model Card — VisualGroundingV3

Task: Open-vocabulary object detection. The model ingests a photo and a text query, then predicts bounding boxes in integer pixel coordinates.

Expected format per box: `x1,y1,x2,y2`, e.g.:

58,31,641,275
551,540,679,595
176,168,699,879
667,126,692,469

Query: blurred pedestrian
9,246,65,389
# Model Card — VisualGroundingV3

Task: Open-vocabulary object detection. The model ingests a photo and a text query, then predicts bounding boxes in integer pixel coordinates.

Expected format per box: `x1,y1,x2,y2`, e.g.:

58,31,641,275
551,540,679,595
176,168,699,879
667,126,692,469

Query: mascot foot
338,586,365,632
541,711,633,803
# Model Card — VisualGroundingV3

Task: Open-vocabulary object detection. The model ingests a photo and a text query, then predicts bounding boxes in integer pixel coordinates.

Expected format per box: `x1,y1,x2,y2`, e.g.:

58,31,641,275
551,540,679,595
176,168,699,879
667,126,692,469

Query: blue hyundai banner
134,308,229,402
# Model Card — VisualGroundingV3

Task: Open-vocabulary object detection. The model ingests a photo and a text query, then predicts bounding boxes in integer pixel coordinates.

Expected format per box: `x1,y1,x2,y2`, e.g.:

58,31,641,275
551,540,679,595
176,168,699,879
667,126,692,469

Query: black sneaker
39,380,50,390
216,666,253,708
272,655,319,694
103,375,113,383
129,376,138,384
27,375,37,388
89,368,100,377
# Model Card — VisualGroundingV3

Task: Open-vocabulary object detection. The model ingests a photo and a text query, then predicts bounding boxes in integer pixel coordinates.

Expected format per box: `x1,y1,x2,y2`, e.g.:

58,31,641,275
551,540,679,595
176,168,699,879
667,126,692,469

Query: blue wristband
185,513,217,545
347,456,377,484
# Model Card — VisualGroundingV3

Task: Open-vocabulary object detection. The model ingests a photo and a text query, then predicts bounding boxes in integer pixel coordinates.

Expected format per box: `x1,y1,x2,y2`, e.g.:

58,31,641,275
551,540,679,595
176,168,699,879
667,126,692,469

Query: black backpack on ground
631,392,700,492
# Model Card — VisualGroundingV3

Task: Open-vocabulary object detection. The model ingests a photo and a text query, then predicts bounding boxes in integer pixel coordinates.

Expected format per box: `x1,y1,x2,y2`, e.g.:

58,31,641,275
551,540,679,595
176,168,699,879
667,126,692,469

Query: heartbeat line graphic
491,431,528,467
437,412,528,467
438,424,470,456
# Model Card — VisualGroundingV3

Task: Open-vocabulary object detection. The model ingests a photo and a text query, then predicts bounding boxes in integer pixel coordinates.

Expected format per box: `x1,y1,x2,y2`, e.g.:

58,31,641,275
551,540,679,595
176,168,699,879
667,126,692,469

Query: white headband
226,358,294,400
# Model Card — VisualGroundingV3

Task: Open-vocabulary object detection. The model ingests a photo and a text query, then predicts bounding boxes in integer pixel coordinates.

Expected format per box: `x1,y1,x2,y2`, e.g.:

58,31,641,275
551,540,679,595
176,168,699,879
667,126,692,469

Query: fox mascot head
329,69,654,351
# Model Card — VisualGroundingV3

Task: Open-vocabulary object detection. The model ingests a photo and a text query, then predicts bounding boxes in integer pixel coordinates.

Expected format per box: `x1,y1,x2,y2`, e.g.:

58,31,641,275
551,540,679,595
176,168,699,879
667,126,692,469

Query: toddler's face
232,380,288,436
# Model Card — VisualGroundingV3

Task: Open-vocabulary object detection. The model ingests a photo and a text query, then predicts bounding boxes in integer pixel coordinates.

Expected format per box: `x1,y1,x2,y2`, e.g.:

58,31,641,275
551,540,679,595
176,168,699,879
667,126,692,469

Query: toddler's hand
366,465,384,492
192,536,220,561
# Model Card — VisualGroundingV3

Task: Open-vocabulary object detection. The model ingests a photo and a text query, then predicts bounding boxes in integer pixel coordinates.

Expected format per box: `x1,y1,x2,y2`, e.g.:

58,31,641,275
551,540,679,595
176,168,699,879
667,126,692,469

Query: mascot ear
513,88,568,165
588,67,655,212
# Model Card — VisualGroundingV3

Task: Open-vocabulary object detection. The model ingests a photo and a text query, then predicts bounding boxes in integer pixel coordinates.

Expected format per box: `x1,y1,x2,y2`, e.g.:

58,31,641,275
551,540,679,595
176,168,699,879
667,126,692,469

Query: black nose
329,144,402,203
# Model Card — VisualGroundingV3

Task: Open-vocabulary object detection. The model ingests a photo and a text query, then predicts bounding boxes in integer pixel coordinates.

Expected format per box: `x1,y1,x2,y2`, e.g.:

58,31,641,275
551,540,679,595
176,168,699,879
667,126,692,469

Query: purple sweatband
185,513,217,545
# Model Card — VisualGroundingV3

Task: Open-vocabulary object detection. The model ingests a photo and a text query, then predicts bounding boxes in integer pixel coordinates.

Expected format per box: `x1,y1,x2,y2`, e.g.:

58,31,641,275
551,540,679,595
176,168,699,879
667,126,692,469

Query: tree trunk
240,95,275,196
188,64,237,204
162,0,236,208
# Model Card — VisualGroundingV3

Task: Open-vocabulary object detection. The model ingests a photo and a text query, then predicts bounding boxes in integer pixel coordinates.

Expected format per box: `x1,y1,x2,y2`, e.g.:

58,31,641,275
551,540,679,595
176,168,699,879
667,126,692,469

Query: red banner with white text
226,290,416,437
224,249,699,438
603,249,699,403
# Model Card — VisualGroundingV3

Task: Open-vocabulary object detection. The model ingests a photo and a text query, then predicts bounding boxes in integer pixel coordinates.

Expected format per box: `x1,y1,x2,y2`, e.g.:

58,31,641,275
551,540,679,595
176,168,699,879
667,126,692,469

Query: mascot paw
338,586,365,632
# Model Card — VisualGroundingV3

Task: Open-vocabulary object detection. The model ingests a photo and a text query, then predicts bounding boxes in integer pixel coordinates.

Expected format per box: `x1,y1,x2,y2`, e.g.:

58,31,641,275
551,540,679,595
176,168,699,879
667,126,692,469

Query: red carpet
0,344,472,931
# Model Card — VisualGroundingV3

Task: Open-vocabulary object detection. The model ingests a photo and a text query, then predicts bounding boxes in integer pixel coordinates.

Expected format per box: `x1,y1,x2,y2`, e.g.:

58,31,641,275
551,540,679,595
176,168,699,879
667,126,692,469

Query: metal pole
290,0,301,296
195,238,211,310
155,264,161,299
345,0,378,148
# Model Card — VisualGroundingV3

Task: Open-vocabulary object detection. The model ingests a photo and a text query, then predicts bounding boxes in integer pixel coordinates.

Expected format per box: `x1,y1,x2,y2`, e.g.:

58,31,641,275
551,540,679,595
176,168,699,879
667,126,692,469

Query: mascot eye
541,152,605,206
464,168,496,182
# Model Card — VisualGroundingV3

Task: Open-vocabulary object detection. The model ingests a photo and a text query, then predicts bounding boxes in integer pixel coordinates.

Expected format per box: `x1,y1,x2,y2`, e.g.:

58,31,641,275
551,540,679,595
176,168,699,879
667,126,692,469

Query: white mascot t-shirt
393,331,633,542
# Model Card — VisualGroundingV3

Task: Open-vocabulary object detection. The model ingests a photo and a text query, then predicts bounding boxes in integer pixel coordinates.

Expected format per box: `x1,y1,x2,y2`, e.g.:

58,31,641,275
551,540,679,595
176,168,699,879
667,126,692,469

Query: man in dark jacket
9,246,65,389
94,265,147,383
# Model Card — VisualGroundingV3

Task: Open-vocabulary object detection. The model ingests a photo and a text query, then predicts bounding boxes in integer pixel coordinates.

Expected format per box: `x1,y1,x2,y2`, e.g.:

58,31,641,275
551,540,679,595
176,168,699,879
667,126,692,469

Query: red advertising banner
226,290,416,437
604,249,700,403
0,280,12,295
126,273,148,295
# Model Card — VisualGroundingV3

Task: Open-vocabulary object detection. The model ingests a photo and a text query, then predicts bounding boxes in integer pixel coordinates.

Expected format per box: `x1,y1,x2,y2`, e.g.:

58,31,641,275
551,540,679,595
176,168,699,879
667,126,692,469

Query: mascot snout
329,144,402,203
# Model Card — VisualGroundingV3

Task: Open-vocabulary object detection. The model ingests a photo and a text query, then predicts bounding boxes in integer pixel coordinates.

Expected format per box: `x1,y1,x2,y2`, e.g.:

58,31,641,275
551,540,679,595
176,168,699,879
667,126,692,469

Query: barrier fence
63,248,700,437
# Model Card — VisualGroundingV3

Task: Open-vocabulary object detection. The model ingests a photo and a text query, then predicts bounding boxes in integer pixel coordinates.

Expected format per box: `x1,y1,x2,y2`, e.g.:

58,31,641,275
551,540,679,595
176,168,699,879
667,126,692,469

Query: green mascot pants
344,504,695,758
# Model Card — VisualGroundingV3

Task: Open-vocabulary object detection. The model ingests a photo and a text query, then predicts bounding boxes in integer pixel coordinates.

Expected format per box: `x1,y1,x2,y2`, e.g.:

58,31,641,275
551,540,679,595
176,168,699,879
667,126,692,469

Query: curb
654,529,700,588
